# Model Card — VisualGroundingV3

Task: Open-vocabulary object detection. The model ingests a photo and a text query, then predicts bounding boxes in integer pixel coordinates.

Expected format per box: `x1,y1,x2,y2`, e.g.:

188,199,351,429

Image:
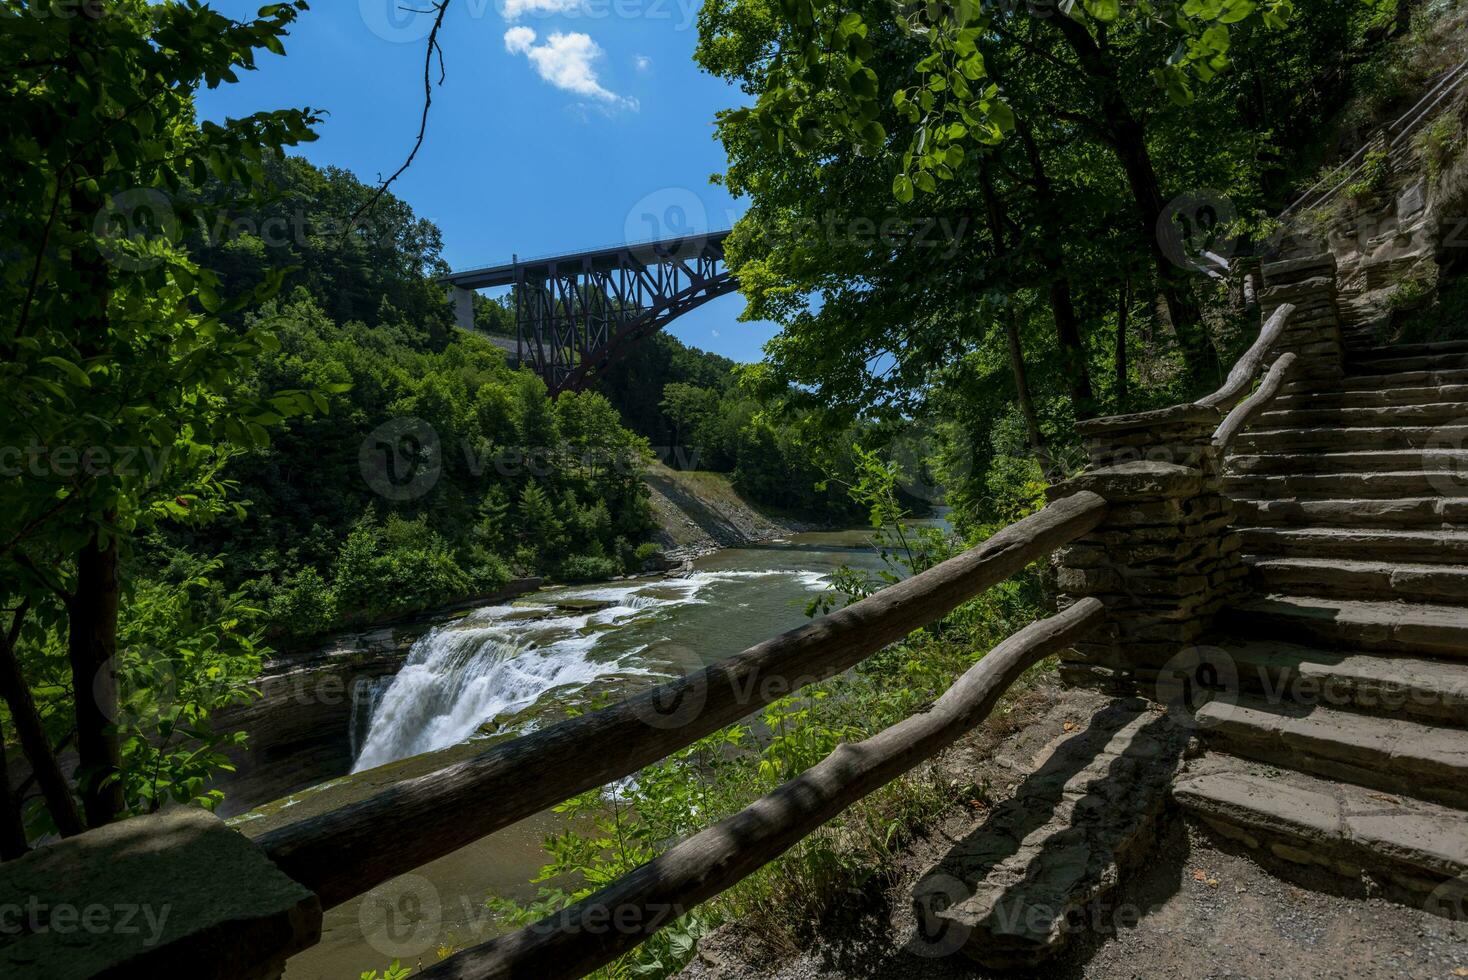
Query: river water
255,525,932,979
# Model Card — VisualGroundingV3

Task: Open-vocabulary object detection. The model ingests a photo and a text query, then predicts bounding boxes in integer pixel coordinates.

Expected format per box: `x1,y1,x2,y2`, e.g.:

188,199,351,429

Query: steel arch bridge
440,231,737,396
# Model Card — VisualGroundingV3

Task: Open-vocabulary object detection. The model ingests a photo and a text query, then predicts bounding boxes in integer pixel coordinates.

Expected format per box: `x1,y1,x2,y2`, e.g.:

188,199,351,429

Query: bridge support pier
448,285,475,332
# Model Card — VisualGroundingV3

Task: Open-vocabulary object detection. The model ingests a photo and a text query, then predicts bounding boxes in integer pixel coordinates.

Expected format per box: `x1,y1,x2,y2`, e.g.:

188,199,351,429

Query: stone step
1233,496,1468,528
1272,384,1468,410
1227,448,1468,476
1194,694,1468,809
1245,556,1468,604
1258,401,1468,428
1348,339,1468,361
1351,351,1468,374
1235,424,1468,454
1238,526,1468,565
1228,594,1468,658
1226,470,1468,499
1285,368,1468,392
1173,756,1468,900
1216,637,1468,726
914,700,1188,969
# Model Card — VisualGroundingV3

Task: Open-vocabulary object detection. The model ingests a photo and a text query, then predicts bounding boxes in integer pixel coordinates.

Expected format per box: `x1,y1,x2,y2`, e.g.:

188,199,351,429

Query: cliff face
643,462,818,562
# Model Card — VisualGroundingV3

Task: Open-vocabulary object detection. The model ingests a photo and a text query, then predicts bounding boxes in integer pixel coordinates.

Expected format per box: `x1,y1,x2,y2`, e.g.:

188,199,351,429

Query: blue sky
194,0,779,362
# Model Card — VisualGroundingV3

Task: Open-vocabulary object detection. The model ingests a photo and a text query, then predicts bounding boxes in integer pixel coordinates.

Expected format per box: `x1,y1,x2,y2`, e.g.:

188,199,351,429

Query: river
247,523,940,979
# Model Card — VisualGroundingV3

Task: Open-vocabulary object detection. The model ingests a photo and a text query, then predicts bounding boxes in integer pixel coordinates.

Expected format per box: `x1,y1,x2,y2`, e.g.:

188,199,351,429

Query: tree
1,0,320,829
659,383,718,460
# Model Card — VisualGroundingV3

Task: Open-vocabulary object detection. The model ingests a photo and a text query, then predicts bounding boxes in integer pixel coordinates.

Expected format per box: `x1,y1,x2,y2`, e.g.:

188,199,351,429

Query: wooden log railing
1196,301,1295,414
418,598,1106,980
1212,352,1299,452
258,490,1109,911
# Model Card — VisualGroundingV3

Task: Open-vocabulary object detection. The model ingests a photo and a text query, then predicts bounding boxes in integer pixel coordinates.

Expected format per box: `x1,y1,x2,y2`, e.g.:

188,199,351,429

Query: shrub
266,567,337,642
555,553,621,583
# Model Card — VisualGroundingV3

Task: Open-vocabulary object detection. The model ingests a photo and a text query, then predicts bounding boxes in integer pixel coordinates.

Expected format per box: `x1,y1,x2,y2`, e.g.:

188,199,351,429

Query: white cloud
503,28,636,109
503,26,537,54
501,0,582,20
634,54,652,72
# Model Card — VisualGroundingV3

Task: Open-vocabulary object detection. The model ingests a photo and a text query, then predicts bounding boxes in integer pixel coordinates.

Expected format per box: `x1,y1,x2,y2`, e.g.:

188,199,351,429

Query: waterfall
348,676,392,762
349,569,835,773
350,606,657,773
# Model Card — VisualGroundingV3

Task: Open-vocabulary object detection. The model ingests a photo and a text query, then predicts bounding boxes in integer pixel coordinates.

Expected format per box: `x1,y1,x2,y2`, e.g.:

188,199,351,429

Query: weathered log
1196,303,1296,411
259,492,1108,908
1212,352,1298,452
416,598,1107,980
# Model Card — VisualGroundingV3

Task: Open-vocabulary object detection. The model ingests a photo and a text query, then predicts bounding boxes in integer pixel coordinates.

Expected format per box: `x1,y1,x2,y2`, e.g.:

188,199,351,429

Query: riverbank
645,463,831,562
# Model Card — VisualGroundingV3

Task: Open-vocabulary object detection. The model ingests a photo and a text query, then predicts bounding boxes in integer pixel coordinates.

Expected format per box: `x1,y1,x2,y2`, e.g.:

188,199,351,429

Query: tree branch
0,601,85,838
348,1,454,230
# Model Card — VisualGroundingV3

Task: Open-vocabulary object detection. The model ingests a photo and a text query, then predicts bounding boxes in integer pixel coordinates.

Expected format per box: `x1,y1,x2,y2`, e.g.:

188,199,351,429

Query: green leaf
892,174,914,203
41,356,92,389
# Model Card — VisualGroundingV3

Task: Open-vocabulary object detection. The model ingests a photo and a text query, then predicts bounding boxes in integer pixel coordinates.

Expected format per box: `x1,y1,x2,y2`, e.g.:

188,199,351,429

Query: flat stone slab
913,700,1187,969
1219,636,1468,725
0,809,320,979
1175,754,1468,893
1227,595,1468,659
1049,461,1203,503
1195,692,1468,809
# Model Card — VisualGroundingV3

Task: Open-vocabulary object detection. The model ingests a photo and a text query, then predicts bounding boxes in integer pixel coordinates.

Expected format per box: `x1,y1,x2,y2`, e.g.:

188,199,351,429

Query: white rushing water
349,569,831,773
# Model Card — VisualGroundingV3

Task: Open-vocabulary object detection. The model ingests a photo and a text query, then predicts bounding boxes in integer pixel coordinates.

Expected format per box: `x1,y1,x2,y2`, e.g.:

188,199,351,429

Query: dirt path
679,683,1468,980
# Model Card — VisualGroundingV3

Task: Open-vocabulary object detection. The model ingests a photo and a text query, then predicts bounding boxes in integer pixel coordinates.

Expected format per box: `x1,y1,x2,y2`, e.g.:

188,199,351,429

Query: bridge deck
439,230,732,290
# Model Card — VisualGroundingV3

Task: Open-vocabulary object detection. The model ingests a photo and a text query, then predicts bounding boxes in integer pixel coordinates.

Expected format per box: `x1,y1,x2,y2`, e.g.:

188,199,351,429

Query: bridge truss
441,231,737,396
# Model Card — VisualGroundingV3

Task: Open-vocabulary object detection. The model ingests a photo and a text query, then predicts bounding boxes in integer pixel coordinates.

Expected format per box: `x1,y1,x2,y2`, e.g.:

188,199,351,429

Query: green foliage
1,0,326,827
1388,272,1468,344
1419,112,1464,182
360,963,412,980
166,157,660,639
1347,148,1392,200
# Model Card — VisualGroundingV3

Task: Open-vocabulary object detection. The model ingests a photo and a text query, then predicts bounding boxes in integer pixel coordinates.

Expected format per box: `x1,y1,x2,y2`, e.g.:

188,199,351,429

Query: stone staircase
1177,336,1468,908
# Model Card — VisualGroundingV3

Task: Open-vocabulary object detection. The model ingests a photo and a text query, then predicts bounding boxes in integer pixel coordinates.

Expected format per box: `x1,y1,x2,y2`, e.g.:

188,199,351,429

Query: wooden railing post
1048,407,1245,693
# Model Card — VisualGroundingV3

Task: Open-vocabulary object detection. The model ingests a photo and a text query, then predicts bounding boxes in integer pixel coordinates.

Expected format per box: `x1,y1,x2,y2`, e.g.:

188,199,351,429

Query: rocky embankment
644,462,820,562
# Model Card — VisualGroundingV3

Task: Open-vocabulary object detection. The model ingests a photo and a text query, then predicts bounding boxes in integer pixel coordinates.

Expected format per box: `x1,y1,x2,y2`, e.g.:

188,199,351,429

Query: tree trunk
1115,277,1131,406
68,528,126,827
1048,14,1219,383
1395,0,1419,36
0,715,30,860
1002,312,1058,482
1015,124,1096,418
0,605,84,837
976,162,1061,479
